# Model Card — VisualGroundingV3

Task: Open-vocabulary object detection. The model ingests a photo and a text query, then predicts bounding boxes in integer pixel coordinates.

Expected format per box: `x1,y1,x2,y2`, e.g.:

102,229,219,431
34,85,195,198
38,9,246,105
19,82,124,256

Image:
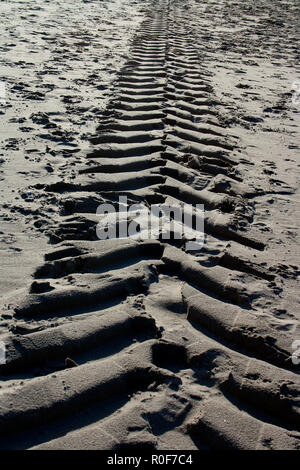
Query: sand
0,0,299,451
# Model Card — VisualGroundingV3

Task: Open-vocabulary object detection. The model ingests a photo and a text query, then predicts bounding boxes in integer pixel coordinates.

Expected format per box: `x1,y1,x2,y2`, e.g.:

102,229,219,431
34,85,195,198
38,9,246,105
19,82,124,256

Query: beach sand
0,0,299,450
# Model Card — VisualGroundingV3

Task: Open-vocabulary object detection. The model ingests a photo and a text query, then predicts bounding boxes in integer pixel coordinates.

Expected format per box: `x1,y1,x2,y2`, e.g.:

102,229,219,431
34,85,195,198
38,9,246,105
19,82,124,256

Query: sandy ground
0,0,145,297
0,0,299,451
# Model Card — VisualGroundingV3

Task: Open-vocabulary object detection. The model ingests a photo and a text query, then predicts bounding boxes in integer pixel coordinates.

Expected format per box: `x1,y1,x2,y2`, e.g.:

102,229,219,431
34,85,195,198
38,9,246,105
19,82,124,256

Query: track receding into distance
1,0,299,450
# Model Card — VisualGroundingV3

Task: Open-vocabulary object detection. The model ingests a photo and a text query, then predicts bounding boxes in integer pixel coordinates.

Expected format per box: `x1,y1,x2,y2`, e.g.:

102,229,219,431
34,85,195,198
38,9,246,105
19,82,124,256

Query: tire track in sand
1,1,299,450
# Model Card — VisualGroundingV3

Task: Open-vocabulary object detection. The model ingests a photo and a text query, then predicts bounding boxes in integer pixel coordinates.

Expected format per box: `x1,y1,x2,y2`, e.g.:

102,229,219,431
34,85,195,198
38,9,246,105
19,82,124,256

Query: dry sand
0,0,299,450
